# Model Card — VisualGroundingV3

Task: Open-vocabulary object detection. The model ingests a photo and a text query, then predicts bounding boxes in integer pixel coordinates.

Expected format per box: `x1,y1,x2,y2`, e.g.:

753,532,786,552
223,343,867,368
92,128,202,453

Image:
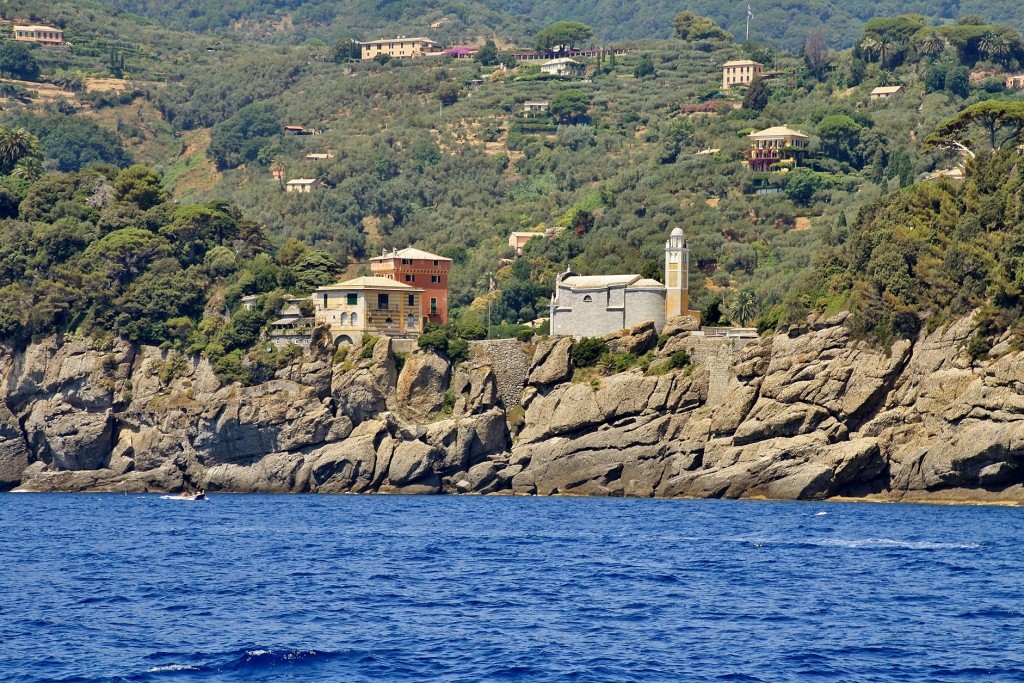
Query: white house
870,85,904,100
286,178,321,193
523,100,550,116
541,58,584,78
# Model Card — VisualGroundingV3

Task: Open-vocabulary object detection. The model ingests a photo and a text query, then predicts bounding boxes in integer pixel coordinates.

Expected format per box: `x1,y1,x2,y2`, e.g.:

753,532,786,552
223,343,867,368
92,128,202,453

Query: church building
549,228,699,338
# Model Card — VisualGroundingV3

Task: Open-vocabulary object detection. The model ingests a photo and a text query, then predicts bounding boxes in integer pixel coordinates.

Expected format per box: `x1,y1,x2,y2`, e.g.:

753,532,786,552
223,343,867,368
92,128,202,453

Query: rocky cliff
4,312,1024,503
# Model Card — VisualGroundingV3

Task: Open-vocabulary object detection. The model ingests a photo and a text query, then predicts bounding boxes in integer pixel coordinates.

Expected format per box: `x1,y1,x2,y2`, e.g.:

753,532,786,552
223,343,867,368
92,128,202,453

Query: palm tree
913,30,945,60
730,288,759,327
270,156,286,188
12,157,42,181
0,127,39,172
980,32,1012,64
860,36,880,63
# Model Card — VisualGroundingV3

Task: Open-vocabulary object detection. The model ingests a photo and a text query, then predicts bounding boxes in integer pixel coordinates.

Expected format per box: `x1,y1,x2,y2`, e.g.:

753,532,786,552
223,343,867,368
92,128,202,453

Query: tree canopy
673,12,733,42
535,22,593,52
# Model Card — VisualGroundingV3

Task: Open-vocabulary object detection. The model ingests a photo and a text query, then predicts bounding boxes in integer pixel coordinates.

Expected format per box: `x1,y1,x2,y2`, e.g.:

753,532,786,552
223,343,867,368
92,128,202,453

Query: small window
323,293,328,308
378,293,389,310
402,258,413,265
433,260,439,266
583,295,593,303
430,297,438,314
346,293,357,306
408,294,415,306
431,275,441,283
405,274,414,282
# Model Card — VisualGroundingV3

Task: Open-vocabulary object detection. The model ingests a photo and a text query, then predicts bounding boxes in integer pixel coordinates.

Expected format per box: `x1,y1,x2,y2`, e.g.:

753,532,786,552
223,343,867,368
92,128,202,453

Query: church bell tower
665,227,691,319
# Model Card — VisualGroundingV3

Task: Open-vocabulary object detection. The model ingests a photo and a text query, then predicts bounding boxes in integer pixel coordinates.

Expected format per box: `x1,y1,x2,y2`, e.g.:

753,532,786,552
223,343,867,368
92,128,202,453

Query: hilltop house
722,60,763,90
314,276,424,345
523,101,550,117
549,228,699,338
360,37,442,60
1006,75,1024,89
541,58,584,78
746,126,808,172
286,178,321,193
870,85,904,100
508,232,543,254
370,247,452,324
269,303,315,347
13,25,63,45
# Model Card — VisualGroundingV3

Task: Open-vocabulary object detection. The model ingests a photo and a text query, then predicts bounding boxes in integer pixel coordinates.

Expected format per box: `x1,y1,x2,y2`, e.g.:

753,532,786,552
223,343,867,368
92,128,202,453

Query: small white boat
160,491,206,501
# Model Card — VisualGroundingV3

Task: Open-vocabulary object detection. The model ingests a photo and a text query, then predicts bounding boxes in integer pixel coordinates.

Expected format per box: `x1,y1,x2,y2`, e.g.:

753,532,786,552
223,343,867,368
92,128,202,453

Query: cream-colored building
286,178,321,193
870,85,904,100
508,232,542,254
722,60,763,89
523,101,549,116
747,126,808,172
541,58,584,78
1006,75,1024,89
314,276,424,345
13,25,63,45
360,37,442,60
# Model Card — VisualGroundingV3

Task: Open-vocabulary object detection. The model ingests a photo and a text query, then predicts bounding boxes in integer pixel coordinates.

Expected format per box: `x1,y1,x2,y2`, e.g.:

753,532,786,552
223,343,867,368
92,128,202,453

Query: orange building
370,247,452,324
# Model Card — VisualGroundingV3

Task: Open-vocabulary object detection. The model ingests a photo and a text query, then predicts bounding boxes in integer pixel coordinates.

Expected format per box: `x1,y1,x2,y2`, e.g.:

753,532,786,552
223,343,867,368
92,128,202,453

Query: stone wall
470,339,529,407
680,336,754,406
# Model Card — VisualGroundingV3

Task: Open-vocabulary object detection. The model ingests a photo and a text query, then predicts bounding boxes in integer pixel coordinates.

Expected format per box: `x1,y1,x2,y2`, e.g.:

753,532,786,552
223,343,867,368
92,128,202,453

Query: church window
583,295,593,303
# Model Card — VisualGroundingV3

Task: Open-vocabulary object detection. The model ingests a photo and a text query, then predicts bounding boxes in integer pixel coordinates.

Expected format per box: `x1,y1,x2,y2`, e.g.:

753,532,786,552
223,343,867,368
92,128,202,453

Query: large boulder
527,337,573,386
603,320,658,356
396,351,450,420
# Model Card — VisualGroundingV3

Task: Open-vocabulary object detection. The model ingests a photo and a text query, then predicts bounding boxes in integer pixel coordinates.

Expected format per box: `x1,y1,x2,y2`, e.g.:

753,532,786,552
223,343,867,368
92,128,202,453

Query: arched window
350,312,358,326
340,312,349,326
582,294,593,303
407,314,415,329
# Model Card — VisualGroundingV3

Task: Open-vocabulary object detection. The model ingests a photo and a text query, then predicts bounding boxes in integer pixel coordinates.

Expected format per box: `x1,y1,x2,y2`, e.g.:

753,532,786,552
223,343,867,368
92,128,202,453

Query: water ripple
1,495,1022,682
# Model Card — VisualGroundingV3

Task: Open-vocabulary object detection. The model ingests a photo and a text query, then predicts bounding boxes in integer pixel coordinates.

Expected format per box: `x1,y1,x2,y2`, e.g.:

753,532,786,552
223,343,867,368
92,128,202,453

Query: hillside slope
92,0,1024,51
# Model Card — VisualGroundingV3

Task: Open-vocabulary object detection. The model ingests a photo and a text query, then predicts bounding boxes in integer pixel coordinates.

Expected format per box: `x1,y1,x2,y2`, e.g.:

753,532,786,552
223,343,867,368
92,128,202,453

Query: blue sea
1,494,1022,682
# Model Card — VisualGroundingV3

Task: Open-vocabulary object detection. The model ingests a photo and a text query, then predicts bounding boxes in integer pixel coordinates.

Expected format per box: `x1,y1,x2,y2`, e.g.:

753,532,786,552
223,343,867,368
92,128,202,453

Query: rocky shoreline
3,312,1024,504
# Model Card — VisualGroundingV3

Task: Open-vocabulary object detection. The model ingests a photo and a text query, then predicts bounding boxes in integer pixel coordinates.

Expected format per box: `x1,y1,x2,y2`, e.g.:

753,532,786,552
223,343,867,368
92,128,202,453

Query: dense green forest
1,0,1024,369
90,0,1024,52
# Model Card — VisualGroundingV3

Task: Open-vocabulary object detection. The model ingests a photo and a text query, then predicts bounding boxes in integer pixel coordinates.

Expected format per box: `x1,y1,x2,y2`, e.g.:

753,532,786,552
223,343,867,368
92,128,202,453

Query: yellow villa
747,126,808,172
722,60,763,90
313,276,424,345
13,25,63,45
360,37,442,60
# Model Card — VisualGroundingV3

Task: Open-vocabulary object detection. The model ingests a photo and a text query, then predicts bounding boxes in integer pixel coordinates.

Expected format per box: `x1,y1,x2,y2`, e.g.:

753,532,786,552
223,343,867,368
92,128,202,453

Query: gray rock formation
6,311,1024,503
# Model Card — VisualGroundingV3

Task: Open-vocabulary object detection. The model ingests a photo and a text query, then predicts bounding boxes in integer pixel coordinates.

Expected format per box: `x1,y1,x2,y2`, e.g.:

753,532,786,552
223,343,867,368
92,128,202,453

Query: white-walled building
549,228,699,338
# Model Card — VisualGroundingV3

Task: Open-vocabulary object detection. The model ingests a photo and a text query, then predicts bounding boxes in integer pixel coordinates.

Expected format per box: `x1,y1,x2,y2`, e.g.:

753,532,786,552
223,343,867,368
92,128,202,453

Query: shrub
667,349,692,370
447,337,470,363
571,337,608,367
516,328,535,342
360,335,379,359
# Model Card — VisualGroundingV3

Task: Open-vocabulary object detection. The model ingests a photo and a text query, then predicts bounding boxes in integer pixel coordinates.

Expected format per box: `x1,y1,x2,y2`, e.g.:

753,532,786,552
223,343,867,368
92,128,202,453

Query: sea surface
1,494,1022,682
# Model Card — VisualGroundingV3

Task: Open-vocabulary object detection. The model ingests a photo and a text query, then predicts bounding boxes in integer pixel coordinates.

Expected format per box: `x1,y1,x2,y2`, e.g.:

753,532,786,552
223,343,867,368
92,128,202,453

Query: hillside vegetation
0,0,1024,367
92,0,1024,52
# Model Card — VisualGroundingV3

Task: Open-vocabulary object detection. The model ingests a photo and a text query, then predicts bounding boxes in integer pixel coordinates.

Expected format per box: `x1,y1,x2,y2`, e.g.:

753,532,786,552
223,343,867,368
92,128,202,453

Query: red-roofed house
370,247,452,324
